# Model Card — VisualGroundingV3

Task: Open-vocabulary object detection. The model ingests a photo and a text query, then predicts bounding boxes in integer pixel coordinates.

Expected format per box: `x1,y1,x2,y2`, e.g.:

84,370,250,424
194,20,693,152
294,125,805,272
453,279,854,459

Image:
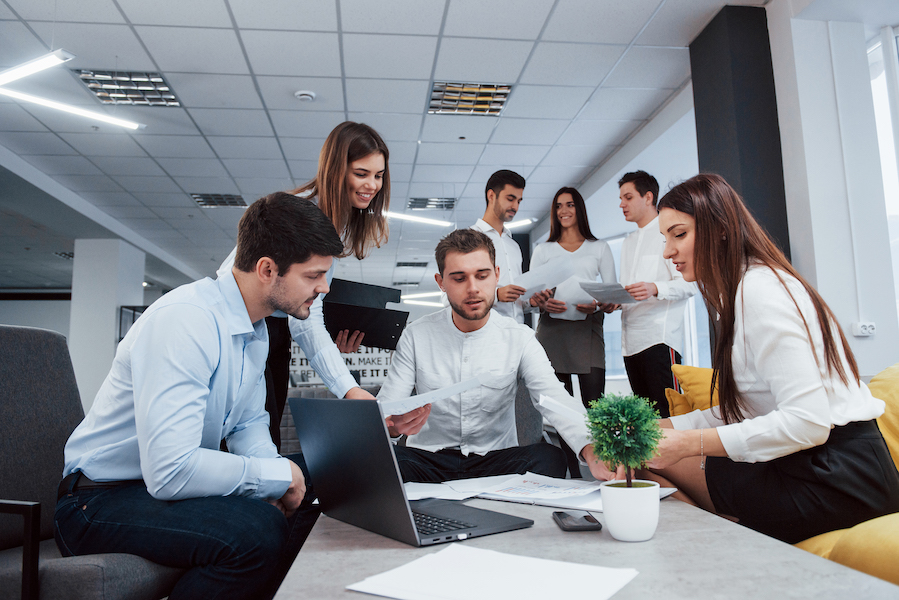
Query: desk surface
274,498,899,599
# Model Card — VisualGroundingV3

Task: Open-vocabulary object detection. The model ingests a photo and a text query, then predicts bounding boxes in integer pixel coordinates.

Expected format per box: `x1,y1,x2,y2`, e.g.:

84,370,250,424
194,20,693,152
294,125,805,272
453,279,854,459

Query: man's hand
497,284,526,303
276,458,307,518
601,303,620,313
543,298,567,314
335,329,364,353
529,289,552,308
575,300,598,314
624,282,658,302
344,387,376,400
385,405,431,437
580,444,626,481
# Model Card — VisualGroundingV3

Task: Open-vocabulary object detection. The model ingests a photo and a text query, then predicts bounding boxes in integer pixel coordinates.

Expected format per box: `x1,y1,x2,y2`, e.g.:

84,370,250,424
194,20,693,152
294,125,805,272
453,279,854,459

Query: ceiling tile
165,73,263,109
117,108,200,136
256,76,345,111
579,88,676,121
520,42,625,86
434,38,533,84
287,160,318,182
173,176,240,194
58,132,146,156
556,119,640,146
1,132,77,155
269,110,345,138
280,137,326,161
221,158,290,179
478,144,550,166
0,103,49,132
102,205,158,219
527,164,592,185
31,22,154,71
412,164,474,183
90,156,167,176
343,34,438,80
388,163,413,182
386,141,418,164
21,155,103,175
137,26,249,74
52,174,123,192
0,22,51,69
6,0,124,23
111,175,182,193
604,47,691,89
235,177,294,196
135,134,214,158
4,68,99,107
346,112,422,142
541,144,616,167
83,191,143,207
520,182,569,202
340,0,445,35
18,102,148,134
489,118,568,145
443,0,552,39
207,136,285,159
117,0,233,27
133,192,195,207
416,142,485,165
345,79,430,114
636,0,729,47
188,108,274,136
241,31,340,77
407,182,466,198
157,158,229,177
420,114,498,144
503,85,594,119
543,0,663,44
229,0,338,31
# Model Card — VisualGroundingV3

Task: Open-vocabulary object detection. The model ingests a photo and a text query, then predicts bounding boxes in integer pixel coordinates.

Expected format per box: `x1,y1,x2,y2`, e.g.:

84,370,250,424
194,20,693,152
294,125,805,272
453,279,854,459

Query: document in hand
347,544,638,600
515,256,577,301
377,376,485,417
580,281,639,305
548,276,597,321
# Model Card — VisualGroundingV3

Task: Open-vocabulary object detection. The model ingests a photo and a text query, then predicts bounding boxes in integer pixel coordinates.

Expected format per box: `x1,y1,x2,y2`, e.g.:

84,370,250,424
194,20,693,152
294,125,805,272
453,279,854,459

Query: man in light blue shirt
55,193,344,600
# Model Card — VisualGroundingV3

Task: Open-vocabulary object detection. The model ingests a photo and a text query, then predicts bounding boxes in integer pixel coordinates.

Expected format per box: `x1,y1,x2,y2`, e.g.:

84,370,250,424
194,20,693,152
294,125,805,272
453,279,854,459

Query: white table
274,498,899,599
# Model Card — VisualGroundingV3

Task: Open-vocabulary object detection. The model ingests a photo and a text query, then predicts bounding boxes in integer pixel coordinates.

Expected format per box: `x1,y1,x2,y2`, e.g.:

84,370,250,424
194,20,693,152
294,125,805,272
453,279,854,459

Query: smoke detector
294,90,316,102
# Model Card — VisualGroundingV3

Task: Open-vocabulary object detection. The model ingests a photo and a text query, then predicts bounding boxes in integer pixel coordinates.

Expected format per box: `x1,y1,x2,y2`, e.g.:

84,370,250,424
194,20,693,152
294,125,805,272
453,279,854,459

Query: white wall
0,300,70,337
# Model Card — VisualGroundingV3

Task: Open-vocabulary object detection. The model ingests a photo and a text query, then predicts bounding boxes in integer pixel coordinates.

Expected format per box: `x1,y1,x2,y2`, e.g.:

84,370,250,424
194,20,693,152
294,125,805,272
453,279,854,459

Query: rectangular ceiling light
407,197,456,210
0,87,144,129
191,193,247,208
429,82,511,115
0,49,74,86
75,70,180,106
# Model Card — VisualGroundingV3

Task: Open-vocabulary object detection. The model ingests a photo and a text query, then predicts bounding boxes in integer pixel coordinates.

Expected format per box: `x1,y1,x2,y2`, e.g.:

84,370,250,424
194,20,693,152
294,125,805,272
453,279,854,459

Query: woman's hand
575,300,598,314
645,428,694,470
543,298,567,314
529,289,552,309
335,329,364,353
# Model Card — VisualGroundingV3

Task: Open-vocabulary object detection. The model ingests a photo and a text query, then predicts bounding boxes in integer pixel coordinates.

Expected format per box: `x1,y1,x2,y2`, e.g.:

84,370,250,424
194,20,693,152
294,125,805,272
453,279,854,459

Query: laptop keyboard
412,511,476,536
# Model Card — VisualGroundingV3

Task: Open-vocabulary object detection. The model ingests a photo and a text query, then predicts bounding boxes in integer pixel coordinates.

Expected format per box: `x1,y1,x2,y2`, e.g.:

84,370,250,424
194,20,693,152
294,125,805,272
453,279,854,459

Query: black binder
322,279,408,350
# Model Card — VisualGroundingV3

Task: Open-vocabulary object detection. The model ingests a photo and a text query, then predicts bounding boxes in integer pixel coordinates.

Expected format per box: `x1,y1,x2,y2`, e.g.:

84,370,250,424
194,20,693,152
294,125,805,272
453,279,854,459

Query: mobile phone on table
552,510,602,532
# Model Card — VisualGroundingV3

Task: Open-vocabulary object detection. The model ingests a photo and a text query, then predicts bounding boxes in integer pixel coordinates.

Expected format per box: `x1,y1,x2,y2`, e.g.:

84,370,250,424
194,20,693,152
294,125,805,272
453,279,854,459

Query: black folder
322,279,408,350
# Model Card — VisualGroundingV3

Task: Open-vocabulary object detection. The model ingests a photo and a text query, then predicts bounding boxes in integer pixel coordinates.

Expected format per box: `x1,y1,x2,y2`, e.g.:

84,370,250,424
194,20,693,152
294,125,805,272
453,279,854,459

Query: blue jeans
54,453,319,600
393,443,567,483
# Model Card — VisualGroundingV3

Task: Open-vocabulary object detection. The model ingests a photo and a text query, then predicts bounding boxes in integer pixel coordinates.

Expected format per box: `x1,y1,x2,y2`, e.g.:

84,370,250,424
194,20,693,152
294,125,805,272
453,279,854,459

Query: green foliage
587,393,663,486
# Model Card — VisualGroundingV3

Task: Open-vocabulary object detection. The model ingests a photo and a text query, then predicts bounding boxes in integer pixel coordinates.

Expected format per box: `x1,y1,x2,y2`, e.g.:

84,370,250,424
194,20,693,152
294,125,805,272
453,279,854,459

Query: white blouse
669,265,884,463
530,239,617,286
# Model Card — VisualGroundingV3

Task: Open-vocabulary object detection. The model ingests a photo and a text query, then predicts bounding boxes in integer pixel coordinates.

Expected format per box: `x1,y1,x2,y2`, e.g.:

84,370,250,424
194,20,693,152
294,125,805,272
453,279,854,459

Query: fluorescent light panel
385,211,452,227
408,197,456,210
0,88,144,129
75,70,180,106
0,49,73,86
400,291,443,299
505,218,534,230
429,82,511,115
403,299,443,307
191,193,247,208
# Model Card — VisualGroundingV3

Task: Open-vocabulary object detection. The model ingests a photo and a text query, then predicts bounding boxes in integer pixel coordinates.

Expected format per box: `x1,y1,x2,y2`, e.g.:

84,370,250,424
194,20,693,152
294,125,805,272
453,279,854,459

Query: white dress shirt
218,247,357,398
471,219,527,323
377,307,592,457
64,269,292,501
619,215,697,356
669,265,885,463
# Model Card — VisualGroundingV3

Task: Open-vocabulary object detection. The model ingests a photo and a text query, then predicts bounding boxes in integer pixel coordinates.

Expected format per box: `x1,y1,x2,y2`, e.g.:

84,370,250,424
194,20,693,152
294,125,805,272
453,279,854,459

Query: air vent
75,70,180,106
396,262,429,268
408,197,456,210
429,82,511,115
191,193,247,208
54,251,74,260
392,281,420,287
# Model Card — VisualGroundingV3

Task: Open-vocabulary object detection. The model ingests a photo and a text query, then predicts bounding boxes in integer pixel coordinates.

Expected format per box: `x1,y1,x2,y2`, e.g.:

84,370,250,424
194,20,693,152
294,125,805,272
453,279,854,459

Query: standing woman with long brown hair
641,173,899,543
219,122,390,446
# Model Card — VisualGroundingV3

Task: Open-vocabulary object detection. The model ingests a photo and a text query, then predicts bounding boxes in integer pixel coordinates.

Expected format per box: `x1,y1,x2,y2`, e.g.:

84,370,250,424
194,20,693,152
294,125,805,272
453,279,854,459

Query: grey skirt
535,311,605,374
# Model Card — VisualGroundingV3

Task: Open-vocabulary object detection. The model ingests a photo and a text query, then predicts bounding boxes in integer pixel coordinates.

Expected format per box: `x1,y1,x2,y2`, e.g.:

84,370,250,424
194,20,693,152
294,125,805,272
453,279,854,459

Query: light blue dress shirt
64,269,292,501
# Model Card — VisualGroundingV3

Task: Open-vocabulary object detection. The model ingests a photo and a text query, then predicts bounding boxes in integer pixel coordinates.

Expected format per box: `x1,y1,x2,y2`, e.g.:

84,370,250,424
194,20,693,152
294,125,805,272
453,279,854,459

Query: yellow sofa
665,363,899,586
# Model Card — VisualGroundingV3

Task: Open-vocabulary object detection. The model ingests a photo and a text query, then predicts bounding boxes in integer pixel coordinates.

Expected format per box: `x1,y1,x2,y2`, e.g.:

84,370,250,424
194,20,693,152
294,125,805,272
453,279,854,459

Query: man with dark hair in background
55,193,344,600
617,170,697,416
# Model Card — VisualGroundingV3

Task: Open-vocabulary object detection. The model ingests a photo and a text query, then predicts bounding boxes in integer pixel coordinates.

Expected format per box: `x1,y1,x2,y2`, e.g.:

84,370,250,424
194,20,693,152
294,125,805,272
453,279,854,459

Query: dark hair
235,192,343,275
618,170,660,208
289,122,390,260
547,187,597,243
658,173,859,424
484,169,525,206
435,229,496,275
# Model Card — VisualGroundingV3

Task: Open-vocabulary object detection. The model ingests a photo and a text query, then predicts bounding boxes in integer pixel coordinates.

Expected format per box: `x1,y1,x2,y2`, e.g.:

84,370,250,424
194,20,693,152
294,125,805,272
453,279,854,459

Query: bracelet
700,428,705,471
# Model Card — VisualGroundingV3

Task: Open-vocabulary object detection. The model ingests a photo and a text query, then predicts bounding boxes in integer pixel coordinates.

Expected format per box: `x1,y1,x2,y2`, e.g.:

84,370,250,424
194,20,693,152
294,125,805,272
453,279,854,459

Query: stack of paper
347,544,638,600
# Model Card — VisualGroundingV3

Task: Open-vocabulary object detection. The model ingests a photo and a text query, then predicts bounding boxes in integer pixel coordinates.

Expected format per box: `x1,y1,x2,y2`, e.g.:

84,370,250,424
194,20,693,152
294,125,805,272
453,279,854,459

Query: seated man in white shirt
55,193,344,600
380,229,615,483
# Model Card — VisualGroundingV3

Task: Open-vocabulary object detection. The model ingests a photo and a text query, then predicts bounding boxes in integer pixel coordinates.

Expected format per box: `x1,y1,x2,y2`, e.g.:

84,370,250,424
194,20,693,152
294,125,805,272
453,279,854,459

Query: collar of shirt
473,218,510,240
217,268,265,339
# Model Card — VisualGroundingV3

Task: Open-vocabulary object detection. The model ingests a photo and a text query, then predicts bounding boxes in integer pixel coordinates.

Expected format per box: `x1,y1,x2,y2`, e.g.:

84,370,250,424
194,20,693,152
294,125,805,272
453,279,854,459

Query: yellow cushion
867,362,899,468
666,365,718,416
827,513,899,586
793,529,846,560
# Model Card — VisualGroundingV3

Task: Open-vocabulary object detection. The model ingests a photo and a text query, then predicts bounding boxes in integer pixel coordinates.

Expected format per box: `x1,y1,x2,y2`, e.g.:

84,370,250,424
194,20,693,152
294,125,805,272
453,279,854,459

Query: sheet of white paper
515,257,576,292
548,276,596,321
347,544,638,600
403,482,479,501
378,376,483,417
480,472,602,500
538,394,587,423
580,281,638,304
520,282,546,304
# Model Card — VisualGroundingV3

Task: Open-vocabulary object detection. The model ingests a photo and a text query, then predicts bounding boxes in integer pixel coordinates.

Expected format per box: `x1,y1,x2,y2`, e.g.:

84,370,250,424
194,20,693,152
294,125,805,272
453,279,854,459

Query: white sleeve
597,241,617,284
655,256,697,301
375,327,418,407
715,272,833,462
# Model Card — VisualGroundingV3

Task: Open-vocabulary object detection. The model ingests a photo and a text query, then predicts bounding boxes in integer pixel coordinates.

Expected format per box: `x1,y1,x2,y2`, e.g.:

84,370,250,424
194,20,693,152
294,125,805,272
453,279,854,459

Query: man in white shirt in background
617,170,697,417
56,193,344,600
470,169,529,323
381,229,615,484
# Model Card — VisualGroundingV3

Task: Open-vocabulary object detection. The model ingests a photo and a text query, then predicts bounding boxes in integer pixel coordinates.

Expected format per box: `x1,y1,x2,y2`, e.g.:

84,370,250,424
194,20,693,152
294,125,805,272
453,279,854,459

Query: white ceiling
0,0,790,293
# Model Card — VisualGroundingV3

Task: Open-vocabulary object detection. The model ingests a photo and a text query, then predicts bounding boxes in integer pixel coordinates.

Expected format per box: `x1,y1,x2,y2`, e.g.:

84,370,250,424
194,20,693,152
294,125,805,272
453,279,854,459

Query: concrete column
767,1,899,376
69,239,145,411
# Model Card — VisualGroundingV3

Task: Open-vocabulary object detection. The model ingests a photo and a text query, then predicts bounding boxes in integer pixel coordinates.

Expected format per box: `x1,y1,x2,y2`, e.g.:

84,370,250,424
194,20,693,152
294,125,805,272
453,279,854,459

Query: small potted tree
587,393,664,542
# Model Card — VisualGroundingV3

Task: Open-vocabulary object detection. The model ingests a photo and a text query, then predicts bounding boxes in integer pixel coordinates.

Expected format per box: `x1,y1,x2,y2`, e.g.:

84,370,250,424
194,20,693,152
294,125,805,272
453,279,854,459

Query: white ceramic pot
600,479,660,542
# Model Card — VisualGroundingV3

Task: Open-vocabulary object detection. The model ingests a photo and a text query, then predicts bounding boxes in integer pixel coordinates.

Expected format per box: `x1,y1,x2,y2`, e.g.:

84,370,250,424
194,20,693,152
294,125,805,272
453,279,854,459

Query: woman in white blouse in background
642,173,899,543
530,187,617,409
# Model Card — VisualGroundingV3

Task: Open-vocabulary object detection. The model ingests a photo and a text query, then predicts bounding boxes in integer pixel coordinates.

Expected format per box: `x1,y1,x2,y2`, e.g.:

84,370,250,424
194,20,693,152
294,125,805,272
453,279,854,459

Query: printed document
580,281,638,305
378,376,483,417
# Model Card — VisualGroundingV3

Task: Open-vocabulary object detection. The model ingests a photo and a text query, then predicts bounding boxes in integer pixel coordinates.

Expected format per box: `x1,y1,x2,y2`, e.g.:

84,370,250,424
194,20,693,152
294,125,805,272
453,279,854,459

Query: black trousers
624,344,682,418
265,317,293,451
393,444,567,483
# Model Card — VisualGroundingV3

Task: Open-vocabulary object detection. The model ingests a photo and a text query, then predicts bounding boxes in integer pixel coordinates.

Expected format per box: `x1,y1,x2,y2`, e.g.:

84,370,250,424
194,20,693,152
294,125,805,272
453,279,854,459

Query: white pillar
69,239,145,411
767,1,899,376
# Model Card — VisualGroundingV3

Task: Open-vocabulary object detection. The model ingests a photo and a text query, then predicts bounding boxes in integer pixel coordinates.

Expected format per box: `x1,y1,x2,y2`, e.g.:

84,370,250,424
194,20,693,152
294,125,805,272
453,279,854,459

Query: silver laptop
289,396,534,547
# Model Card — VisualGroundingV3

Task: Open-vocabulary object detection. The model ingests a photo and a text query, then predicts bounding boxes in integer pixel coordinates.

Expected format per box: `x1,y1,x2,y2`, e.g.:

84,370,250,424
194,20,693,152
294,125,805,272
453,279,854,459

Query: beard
269,282,316,320
447,293,494,322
